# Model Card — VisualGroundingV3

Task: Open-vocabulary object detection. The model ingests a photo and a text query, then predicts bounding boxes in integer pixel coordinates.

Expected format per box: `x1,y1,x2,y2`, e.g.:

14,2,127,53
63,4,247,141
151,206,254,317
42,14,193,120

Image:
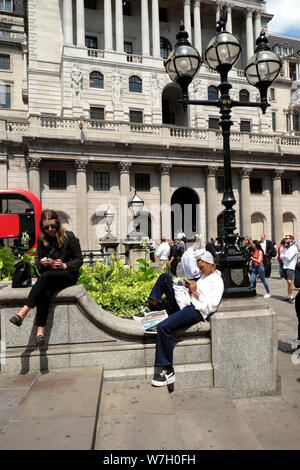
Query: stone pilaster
119,161,132,240
184,0,192,44
246,8,254,61
205,166,218,239
26,157,41,199
115,0,124,53
76,0,85,47
152,0,160,57
254,10,262,41
272,169,284,243
141,0,150,56
239,167,252,237
193,0,202,54
63,0,73,46
74,160,89,249
159,163,173,239
104,0,113,50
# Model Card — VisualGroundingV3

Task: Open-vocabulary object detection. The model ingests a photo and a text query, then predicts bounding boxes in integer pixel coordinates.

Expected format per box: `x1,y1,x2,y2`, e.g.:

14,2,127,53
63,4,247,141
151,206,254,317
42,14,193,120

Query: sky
266,0,300,38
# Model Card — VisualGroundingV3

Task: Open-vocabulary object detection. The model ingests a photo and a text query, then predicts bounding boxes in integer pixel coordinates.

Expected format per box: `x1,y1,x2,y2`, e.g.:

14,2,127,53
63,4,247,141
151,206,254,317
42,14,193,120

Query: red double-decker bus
0,189,42,251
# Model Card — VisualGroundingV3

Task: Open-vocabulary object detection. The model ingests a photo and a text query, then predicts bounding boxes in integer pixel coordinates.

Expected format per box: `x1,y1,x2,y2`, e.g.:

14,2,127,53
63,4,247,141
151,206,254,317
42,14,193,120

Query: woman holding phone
9,209,83,346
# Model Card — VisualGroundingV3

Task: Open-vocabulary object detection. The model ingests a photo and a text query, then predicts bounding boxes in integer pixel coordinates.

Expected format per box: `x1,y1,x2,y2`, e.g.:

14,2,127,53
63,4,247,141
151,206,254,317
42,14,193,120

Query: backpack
12,260,32,288
294,261,300,288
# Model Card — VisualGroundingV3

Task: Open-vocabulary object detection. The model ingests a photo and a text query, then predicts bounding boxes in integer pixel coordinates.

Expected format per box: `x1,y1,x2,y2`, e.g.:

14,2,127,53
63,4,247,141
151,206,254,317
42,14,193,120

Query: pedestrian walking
250,240,271,298
155,237,170,271
277,238,285,279
260,234,276,278
9,209,83,346
280,234,298,303
168,240,179,276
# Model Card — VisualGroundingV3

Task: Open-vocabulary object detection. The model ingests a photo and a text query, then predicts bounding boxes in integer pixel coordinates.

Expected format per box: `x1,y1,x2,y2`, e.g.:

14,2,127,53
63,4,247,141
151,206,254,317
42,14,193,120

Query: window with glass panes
239,89,249,101
240,120,251,133
85,36,98,49
0,54,10,70
89,71,103,88
281,179,292,195
272,112,276,131
90,107,104,120
208,85,218,100
129,76,142,93
250,177,262,194
93,172,110,191
160,38,172,59
124,42,133,54
208,117,219,129
129,110,143,123
49,170,66,190
217,176,224,193
135,174,150,191
84,0,96,9
0,0,13,12
0,84,11,108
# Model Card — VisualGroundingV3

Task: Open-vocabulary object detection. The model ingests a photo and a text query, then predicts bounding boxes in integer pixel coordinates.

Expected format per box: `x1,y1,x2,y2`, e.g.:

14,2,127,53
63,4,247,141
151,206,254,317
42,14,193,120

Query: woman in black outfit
10,209,83,346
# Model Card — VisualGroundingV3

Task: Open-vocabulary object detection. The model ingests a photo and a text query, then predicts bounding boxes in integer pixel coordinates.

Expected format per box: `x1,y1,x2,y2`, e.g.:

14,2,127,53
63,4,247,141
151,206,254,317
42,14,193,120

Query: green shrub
0,247,16,280
77,258,162,318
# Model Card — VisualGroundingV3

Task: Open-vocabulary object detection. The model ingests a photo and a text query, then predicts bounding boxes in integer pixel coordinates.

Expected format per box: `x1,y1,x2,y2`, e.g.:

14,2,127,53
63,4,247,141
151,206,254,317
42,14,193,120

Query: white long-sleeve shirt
155,242,170,261
280,243,298,270
181,248,200,280
190,270,224,320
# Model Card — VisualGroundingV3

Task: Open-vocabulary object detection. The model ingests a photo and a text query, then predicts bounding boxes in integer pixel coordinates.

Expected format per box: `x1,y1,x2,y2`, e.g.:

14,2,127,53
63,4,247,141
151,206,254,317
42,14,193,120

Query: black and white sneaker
151,367,175,387
133,307,152,322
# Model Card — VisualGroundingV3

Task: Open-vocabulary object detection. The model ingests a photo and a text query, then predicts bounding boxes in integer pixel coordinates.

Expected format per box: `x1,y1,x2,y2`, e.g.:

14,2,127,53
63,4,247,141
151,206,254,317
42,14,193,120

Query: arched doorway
283,212,296,238
162,84,189,127
171,187,199,240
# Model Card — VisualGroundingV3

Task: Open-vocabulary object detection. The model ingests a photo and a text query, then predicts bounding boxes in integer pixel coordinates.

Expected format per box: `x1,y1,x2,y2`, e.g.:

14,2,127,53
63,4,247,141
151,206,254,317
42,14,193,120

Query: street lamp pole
164,5,281,297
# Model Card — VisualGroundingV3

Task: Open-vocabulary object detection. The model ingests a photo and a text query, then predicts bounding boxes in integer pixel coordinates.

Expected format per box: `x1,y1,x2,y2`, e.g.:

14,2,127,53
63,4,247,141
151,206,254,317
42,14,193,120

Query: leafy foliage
77,257,161,318
0,247,16,280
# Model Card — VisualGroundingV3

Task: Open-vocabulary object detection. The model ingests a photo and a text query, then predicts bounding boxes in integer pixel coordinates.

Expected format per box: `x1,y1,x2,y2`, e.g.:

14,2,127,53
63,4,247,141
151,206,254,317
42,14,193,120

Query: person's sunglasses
43,224,57,230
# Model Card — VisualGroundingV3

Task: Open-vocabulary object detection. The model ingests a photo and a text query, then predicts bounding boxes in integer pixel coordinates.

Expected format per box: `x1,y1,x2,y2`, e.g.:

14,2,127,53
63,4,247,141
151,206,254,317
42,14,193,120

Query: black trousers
295,291,300,340
25,270,78,327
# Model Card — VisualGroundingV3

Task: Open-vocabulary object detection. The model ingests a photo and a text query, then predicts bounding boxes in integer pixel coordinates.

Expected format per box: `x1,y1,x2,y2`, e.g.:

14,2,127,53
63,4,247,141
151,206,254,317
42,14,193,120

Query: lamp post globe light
164,5,281,298
128,191,144,239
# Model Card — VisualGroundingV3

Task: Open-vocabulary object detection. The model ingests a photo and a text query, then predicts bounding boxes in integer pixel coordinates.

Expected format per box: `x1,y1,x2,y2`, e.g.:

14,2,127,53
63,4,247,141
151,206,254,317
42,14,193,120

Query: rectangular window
0,54,10,70
208,117,219,130
90,107,104,120
84,0,96,9
0,84,11,109
123,0,131,16
49,170,66,190
93,172,110,191
250,177,262,194
159,7,168,22
269,88,275,100
135,173,150,192
240,120,251,133
272,112,276,131
85,36,98,49
0,0,12,12
129,110,143,123
216,176,224,194
281,179,292,195
124,42,133,54
286,113,290,132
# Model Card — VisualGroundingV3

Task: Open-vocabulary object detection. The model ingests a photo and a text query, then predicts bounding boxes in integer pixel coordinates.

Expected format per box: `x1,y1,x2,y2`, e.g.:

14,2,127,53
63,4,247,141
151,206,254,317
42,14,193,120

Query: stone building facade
1,0,300,250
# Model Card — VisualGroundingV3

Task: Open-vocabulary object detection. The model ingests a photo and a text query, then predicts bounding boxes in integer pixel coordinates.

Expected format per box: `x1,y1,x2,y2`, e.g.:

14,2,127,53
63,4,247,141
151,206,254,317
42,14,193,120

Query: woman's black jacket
36,231,83,278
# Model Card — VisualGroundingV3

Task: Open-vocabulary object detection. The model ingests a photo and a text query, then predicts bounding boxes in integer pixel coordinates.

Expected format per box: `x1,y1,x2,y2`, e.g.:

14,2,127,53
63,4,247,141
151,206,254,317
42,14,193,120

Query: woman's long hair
39,209,66,248
252,240,263,251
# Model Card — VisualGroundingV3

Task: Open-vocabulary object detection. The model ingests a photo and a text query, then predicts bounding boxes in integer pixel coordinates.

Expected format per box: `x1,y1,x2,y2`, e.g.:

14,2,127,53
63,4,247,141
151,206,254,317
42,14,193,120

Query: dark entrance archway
162,84,189,127
171,187,199,240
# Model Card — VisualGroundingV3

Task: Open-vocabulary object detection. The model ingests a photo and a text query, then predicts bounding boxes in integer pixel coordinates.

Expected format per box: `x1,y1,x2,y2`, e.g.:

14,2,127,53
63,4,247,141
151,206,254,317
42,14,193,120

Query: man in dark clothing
168,240,179,276
205,237,217,257
260,234,276,278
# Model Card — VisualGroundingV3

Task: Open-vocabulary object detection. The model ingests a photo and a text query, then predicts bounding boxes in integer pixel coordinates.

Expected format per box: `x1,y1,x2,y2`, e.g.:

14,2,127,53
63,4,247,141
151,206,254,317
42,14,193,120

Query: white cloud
267,0,300,36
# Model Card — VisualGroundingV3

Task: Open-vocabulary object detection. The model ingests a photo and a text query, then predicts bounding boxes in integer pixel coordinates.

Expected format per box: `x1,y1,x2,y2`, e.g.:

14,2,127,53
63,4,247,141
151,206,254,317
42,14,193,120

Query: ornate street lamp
128,191,144,239
164,5,281,298
104,206,114,237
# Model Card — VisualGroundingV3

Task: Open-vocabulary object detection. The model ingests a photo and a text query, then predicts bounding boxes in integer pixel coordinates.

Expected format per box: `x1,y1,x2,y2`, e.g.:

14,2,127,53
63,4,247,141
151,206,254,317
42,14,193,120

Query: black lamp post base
215,252,257,298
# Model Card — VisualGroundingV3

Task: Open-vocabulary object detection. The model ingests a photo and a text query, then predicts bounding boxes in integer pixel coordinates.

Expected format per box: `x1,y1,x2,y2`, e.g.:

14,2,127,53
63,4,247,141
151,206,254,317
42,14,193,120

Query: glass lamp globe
128,192,144,218
205,31,241,70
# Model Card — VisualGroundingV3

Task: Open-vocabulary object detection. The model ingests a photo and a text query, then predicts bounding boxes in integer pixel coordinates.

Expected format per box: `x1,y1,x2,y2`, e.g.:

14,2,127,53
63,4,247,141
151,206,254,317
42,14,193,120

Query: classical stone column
76,0,85,47
141,0,150,56
205,166,218,239
227,4,232,33
254,10,262,41
152,0,160,57
193,0,202,54
272,169,284,244
119,161,132,240
74,160,89,249
159,163,172,239
184,0,192,44
63,0,73,46
104,0,113,50
26,157,41,199
239,167,252,236
0,161,7,188
246,8,254,61
115,0,124,53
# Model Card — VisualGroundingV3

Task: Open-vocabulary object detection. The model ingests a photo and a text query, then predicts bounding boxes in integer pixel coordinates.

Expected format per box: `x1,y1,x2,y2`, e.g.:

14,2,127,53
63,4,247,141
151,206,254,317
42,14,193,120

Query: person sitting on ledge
140,249,224,387
9,209,83,347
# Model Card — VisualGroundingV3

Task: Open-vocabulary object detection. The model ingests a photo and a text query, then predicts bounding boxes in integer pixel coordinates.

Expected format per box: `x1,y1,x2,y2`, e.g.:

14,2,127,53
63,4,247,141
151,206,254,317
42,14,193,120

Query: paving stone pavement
0,265,300,450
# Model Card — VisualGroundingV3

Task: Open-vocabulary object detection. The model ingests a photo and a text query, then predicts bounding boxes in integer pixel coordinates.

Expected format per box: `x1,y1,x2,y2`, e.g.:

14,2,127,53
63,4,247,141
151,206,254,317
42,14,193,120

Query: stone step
0,366,103,450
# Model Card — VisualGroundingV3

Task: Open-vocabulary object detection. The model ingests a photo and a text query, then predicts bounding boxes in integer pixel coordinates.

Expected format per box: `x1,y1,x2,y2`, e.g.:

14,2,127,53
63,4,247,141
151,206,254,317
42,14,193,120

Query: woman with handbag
9,209,83,347
249,240,271,299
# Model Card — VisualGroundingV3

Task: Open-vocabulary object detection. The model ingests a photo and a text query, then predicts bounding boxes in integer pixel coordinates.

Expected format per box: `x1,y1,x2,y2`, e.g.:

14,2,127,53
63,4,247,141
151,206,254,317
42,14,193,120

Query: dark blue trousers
149,273,204,367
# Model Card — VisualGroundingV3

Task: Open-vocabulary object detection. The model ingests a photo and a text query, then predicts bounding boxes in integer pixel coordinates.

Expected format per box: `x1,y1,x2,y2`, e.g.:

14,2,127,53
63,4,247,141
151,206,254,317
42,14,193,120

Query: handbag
12,260,32,288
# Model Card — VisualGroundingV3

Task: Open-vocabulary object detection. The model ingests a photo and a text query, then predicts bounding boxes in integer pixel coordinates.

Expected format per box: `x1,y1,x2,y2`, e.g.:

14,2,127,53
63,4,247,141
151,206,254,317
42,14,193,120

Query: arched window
239,89,249,101
89,71,104,88
208,85,218,100
160,37,172,59
129,75,142,93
